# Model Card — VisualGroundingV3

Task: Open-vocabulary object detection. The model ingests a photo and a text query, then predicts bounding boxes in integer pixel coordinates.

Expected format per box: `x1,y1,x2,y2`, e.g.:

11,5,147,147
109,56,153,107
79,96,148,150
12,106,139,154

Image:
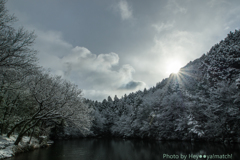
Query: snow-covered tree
7,70,92,145
0,0,37,70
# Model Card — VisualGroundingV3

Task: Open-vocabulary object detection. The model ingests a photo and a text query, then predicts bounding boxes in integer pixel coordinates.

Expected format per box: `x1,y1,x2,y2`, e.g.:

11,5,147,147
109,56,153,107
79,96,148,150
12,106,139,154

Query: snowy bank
0,135,52,159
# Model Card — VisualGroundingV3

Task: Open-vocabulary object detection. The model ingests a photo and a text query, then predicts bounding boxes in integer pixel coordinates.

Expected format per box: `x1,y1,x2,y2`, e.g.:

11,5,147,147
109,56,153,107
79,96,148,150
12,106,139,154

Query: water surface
8,138,240,160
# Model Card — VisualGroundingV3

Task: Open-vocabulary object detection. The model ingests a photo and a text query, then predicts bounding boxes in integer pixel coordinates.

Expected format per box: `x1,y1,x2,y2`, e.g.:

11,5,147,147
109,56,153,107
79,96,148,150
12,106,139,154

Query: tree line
87,30,240,143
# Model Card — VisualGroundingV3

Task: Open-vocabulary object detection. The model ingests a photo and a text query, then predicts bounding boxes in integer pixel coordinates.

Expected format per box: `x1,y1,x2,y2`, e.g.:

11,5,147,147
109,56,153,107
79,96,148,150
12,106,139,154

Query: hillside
85,30,240,143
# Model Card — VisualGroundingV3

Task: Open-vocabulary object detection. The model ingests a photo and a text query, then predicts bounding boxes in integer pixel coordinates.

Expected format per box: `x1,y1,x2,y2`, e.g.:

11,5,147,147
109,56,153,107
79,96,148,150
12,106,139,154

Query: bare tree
0,0,40,136
9,70,92,145
0,0,37,70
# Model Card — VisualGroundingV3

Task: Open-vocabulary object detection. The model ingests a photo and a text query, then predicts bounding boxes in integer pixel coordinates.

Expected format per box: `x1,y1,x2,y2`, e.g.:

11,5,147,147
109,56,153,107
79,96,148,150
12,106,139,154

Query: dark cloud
119,80,145,90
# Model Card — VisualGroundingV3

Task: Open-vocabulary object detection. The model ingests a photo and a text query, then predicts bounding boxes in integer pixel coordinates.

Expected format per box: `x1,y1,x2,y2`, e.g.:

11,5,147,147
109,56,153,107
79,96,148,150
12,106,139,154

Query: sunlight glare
166,60,182,74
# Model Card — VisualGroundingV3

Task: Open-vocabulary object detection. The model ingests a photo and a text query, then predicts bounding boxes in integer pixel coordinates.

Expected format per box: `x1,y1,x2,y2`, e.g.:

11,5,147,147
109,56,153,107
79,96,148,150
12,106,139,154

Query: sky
6,0,240,101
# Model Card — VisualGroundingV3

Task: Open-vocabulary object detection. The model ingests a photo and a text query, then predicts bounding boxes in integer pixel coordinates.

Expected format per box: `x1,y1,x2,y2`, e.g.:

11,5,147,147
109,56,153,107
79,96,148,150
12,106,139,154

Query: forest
1,0,240,145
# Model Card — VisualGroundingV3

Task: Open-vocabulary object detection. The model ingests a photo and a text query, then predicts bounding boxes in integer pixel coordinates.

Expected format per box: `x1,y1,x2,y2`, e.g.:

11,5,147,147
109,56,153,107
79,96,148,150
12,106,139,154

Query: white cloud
152,21,175,33
117,0,133,20
32,28,145,101
119,64,135,81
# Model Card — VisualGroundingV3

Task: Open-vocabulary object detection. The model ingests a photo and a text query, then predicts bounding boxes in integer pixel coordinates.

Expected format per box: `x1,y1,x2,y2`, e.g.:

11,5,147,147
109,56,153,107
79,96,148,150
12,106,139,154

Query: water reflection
8,138,240,160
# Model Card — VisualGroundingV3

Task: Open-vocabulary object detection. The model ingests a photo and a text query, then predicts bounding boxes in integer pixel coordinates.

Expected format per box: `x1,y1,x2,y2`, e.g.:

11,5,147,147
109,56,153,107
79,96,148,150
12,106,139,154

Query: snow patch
0,135,41,159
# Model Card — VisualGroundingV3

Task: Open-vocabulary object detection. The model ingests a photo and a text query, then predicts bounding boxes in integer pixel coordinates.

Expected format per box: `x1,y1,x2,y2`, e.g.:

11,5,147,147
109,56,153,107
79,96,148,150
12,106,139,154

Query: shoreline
0,135,53,159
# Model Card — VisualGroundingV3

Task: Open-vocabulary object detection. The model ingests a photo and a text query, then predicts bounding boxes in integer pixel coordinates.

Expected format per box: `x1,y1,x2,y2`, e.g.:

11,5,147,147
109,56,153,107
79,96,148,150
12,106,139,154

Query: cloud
117,0,133,20
119,80,146,90
32,29,146,101
119,64,135,81
152,21,175,33
8,0,240,101
165,0,187,14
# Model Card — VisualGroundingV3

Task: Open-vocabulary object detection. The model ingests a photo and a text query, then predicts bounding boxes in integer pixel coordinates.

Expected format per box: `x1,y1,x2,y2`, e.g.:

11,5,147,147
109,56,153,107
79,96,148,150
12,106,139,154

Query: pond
8,138,240,160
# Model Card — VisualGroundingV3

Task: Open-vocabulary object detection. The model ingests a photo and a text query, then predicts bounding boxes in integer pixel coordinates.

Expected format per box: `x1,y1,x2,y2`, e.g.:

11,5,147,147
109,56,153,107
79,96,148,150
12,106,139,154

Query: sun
166,60,182,74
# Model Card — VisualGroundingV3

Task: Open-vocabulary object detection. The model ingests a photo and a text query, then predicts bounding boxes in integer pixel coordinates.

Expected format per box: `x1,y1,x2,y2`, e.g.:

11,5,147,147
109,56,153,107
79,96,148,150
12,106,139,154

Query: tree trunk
14,119,41,145
7,120,27,137
14,133,24,145
28,127,35,144
0,108,8,135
